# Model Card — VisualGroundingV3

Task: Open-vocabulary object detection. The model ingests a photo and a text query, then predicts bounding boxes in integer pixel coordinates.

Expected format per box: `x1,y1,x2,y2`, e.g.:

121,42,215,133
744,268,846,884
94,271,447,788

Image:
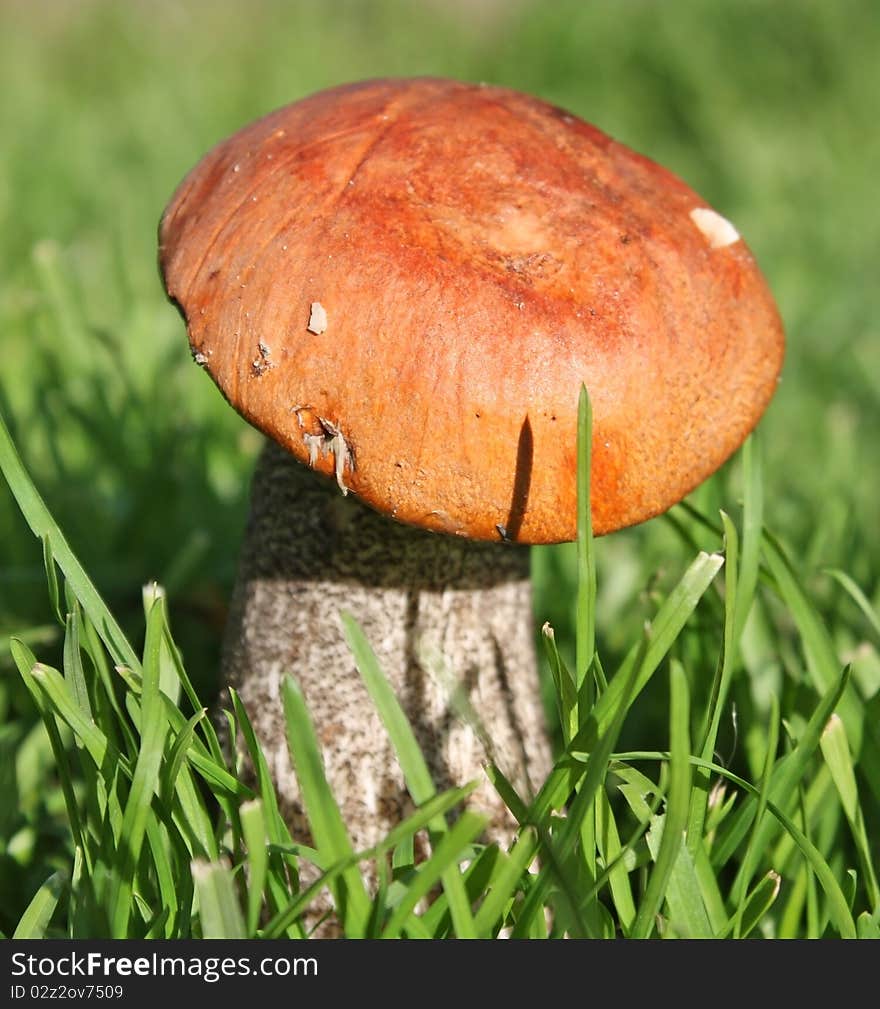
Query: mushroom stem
222,440,552,868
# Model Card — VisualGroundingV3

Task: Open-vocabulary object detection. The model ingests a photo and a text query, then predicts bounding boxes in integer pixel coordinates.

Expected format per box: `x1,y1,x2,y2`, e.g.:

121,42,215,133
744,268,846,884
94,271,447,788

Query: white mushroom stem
221,441,552,906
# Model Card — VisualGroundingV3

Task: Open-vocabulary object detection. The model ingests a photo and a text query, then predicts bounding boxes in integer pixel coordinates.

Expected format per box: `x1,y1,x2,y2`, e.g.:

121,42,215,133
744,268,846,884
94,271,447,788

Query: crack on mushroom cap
251,339,275,376
293,406,354,495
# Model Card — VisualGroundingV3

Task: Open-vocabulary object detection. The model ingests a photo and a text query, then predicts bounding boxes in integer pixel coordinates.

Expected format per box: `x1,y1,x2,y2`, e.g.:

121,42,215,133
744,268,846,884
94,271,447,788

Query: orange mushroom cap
159,77,784,544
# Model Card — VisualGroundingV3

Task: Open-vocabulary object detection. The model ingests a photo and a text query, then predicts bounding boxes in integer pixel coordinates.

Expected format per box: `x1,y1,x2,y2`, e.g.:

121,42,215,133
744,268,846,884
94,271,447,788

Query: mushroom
158,77,784,890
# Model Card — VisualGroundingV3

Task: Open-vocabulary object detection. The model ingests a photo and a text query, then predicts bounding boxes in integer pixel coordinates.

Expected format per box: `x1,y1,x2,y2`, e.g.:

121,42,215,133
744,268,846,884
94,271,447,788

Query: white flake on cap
307,302,328,334
690,207,740,249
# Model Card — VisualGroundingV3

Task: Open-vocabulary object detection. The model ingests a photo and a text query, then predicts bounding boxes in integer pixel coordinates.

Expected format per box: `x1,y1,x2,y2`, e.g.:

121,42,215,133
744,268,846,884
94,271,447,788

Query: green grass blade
380,812,487,938
145,818,180,938
472,828,538,935
28,663,116,772
623,752,858,939
825,568,880,642
143,583,180,706
595,788,637,933
527,551,724,834
514,631,647,936
0,408,141,673
715,666,850,873
542,622,578,744
688,511,739,856
240,798,269,936
483,760,532,827
10,641,89,860
281,675,372,936
702,758,851,936
719,871,781,938
109,597,170,937
63,607,93,722
229,688,302,932
660,841,713,938
587,552,724,745
159,706,207,809
342,613,436,806
342,612,478,937
261,784,475,939
820,713,880,907
162,623,225,764
192,859,247,939
13,870,67,938
631,660,692,938
419,843,500,937
79,609,136,755
734,433,763,643
160,707,219,861
576,384,596,694
229,689,294,848
857,912,880,939
41,535,64,627
733,693,780,937
762,531,864,750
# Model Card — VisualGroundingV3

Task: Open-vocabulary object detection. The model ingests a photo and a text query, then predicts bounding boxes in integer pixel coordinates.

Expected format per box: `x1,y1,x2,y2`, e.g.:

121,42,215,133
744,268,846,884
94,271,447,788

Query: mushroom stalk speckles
222,443,552,925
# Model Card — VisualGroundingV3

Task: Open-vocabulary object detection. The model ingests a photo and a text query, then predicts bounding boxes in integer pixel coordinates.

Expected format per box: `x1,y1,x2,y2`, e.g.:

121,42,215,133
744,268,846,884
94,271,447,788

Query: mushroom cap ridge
159,76,785,544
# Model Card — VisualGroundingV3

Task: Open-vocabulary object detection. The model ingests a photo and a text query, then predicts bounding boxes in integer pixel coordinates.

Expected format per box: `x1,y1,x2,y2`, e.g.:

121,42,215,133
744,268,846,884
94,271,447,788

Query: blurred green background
1,0,878,824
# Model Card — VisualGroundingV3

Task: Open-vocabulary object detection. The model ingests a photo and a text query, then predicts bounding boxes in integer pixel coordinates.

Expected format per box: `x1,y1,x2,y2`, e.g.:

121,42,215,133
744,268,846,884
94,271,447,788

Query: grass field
1,0,878,938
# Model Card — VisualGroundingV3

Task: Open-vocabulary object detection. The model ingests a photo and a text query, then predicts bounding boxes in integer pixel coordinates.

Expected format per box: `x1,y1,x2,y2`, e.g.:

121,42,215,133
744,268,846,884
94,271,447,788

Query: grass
1,0,878,937
2,385,878,938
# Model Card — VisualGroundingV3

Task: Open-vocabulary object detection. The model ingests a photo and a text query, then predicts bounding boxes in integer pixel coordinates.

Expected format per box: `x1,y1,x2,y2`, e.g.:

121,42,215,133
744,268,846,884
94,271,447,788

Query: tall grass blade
29,664,116,772
694,756,856,937
588,552,724,743
262,784,474,939
734,434,763,643
109,596,170,937
192,859,246,939
145,819,180,938
762,532,864,751
11,641,89,859
576,384,596,694
63,607,93,722
342,613,436,807
0,409,141,672
281,675,371,936
825,568,880,642
514,631,647,936
820,713,880,907
342,612,478,937
733,693,780,937
720,871,781,938
472,828,538,935
380,812,487,938
542,622,577,744
631,661,692,938
714,666,850,873
241,798,269,936
595,788,637,934
688,511,739,856
13,870,67,938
